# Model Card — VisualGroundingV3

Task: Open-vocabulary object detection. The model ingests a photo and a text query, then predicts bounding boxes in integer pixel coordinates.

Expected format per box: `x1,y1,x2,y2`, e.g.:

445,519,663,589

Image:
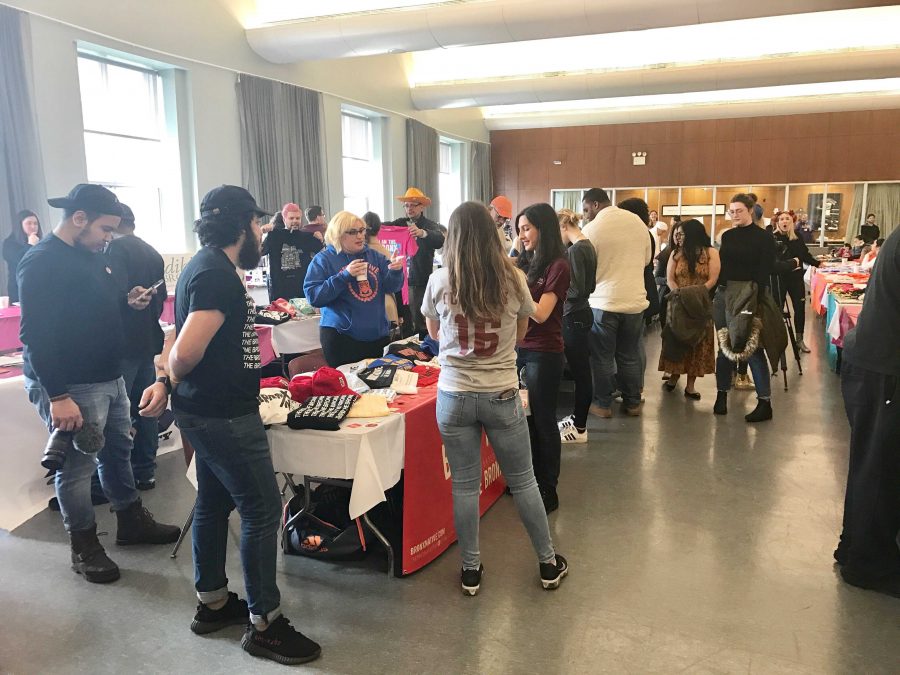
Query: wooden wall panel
490,109,900,208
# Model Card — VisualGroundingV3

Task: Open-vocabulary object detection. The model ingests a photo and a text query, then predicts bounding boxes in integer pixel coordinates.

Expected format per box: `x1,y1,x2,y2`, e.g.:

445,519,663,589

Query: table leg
362,511,395,577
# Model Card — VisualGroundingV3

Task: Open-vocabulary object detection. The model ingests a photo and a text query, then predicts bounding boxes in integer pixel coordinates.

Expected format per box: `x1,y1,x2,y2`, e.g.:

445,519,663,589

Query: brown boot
70,524,120,583
115,498,180,546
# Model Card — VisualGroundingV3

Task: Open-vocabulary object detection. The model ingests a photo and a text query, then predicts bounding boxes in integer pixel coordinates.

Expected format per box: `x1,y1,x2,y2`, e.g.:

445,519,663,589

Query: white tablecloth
0,376,54,531
266,412,405,519
268,316,321,355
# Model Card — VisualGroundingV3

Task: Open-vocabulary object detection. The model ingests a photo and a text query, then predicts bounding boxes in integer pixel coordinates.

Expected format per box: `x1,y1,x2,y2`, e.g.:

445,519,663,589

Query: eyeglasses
343,228,366,237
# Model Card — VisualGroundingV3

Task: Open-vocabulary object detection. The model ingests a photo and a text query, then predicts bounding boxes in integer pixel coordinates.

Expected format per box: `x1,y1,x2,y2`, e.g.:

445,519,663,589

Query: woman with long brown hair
422,201,568,596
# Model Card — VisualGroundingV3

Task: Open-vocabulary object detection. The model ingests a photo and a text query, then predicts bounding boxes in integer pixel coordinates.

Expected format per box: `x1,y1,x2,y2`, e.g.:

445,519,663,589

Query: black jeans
777,271,807,335
517,348,564,491
562,309,593,430
319,327,389,367
837,361,900,581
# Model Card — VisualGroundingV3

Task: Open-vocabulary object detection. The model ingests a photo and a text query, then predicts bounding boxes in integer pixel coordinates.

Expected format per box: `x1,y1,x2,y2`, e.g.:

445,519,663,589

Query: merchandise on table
387,341,432,362
366,355,414,370
358,364,399,389
255,309,291,325
289,367,359,404
258,388,301,425
260,376,289,390
347,394,391,418
410,365,439,387
287,395,358,431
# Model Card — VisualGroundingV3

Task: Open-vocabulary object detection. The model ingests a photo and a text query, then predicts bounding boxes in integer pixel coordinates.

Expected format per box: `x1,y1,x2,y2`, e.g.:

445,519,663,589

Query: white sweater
582,206,652,314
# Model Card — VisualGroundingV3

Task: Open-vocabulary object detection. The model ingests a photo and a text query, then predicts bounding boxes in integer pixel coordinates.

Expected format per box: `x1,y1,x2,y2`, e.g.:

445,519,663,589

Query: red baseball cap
289,367,358,403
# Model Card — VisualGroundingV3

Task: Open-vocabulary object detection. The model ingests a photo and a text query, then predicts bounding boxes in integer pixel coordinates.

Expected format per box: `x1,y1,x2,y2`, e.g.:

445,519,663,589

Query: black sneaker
540,486,559,514
461,565,484,596
540,554,568,590
135,478,156,491
241,616,322,665
191,592,249,635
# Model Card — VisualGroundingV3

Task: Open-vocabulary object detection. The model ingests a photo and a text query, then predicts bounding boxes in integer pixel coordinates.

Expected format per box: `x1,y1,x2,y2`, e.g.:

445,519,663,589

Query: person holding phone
422,201,568,596
106,204,167,490
304,211,405,367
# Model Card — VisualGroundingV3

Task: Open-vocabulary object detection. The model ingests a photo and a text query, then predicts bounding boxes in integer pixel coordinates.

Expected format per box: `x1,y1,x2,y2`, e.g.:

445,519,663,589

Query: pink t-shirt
377,225,420,304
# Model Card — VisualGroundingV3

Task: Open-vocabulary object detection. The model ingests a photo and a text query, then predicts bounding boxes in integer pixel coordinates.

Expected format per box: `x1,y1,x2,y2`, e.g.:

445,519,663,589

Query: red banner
396,389,506,575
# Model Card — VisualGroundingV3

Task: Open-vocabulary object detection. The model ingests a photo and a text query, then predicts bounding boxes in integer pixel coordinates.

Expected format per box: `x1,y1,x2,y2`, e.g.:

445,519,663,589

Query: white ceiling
243,1,900,129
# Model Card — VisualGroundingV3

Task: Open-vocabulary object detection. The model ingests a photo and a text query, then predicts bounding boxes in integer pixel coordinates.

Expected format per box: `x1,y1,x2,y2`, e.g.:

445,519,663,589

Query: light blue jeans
25,377,139,532
436,389,556,570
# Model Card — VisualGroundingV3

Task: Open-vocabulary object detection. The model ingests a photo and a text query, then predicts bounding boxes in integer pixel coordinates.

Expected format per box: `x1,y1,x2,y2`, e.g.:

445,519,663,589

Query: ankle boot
115,498,180,546
797,334,811,353
713,391,728,415
70,524,120,583
745,398,773,423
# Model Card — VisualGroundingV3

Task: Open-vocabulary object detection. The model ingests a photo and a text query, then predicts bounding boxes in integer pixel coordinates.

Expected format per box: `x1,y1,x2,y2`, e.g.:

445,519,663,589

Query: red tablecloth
834,305,862,349
810,268,869,316
0,307,23,352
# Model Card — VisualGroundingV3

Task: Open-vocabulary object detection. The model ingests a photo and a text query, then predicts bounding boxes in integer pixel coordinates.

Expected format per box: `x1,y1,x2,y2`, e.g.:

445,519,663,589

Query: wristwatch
156,375,172,395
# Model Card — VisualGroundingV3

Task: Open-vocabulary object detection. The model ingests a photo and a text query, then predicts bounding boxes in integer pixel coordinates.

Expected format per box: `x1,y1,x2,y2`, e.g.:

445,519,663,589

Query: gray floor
2,323,898,674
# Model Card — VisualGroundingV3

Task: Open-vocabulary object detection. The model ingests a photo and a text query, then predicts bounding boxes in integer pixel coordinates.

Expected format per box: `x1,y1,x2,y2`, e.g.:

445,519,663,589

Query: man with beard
18,183,179,584
262,202,322,301
169,185,321,665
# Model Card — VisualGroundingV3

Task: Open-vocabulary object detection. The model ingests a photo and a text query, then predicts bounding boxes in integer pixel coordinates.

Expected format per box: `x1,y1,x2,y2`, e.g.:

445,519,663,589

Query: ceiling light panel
253,0,466,24
409,7,900,86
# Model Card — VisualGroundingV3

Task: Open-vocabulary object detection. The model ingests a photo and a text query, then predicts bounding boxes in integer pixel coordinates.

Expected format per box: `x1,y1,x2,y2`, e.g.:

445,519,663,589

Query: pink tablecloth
0,307,23,352
832,304,862,349
256,325,276,367
161,295,175,324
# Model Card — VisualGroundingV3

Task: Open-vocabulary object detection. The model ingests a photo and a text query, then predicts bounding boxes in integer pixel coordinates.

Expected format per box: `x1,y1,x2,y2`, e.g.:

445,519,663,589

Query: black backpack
282,485,369,560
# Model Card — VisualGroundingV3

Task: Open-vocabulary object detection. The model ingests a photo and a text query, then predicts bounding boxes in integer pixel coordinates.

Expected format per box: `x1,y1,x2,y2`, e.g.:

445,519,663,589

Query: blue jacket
304,245,404,341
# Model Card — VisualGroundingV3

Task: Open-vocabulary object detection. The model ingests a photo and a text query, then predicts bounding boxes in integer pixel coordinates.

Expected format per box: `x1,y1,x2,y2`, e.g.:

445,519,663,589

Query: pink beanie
281,202,301,219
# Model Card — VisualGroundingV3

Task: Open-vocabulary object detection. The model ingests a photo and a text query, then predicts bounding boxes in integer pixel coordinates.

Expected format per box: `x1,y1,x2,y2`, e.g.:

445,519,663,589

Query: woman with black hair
514,203,571,514
3,210,42,302
659,219,720,399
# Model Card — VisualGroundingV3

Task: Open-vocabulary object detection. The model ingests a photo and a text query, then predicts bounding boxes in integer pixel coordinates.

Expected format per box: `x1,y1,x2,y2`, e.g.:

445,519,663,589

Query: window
438,139,462,225
341,112,384,217
77,54,185,252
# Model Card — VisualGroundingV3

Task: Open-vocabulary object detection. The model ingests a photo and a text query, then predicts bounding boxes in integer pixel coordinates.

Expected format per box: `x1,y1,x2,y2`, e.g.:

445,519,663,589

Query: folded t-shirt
286,395,358,431
359,365,397,389
258,388,300,425
387,341,431,362
347,394,391,418
366,355,414,370
411,365,440,387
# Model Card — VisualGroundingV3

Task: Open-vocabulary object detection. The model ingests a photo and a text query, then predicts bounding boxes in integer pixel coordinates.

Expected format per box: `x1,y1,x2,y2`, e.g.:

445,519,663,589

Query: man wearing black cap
105,204,166,490
168,185,321,665
17,183,180,585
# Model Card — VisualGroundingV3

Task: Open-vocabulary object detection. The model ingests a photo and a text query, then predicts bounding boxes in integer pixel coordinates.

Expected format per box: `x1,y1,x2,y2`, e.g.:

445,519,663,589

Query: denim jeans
715,349,772,399
436,389,555,570
517,349,564,491
562,309,593,430
24,377,138,532
589,309,644,409
121,356,159,482
175,411,282,624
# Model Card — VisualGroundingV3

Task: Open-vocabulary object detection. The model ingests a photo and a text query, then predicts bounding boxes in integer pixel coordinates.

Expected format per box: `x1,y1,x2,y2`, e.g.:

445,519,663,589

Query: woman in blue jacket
304,211,405,366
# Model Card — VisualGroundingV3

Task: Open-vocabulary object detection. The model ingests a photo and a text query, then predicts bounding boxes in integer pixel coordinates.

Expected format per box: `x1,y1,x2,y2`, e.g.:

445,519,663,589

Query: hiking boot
589,405,612,418
70,524,120,583
540,554,569,590
713,391,728,415
191,592,249,635
461,565,484,596
745,398,773,423
241,616,322,665
115,498,180,545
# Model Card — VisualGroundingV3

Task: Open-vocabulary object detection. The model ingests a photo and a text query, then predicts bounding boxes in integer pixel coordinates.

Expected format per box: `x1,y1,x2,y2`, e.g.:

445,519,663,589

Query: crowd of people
6,179,898,667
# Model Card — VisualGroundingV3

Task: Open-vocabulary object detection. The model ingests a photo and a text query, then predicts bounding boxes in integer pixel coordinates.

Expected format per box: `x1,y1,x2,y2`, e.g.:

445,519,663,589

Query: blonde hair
775,212,797,240
324,211,364,249
444,202,523,322
558,208,582,229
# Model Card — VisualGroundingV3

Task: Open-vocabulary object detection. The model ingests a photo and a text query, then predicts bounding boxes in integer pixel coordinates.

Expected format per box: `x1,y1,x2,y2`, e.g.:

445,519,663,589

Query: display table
827,303,862,350
0,307,23,353
268,385,506,577
0,372,55,531
809,267,868,317
267,316,321,356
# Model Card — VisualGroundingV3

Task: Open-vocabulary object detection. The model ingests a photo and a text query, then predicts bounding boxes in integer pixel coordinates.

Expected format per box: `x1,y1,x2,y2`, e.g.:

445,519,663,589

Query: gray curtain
469,141,492,206
847,183,900,239
236,73,325,218
405,118,439,223
0,6,47,295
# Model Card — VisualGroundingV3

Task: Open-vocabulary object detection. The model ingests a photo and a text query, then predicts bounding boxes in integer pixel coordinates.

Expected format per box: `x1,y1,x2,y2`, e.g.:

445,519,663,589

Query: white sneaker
560,428,587,444
557,415,575,432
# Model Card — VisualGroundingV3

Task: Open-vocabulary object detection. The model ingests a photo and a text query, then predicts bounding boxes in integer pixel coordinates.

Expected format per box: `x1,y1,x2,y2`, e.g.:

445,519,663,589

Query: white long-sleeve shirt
582,206,652,314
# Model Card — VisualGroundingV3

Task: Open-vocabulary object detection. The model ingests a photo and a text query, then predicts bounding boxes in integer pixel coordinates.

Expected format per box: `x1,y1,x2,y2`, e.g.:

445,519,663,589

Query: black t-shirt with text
262,228,323,300
172,247,261,418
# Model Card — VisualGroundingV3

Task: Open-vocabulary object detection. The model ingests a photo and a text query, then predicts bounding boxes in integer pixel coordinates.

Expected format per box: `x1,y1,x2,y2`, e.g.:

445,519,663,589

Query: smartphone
142,279,165,297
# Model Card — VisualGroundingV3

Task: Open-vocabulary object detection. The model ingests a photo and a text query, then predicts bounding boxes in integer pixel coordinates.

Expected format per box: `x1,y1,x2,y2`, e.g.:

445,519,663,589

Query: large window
438,139,463,225
341,112,384,217
77,54,184,252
